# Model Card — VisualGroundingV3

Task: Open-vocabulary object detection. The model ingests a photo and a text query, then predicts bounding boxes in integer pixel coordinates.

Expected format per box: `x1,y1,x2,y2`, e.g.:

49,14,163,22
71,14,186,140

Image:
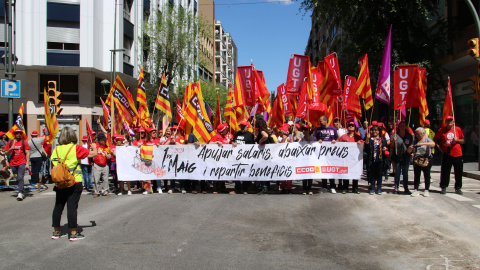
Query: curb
463,171,480,180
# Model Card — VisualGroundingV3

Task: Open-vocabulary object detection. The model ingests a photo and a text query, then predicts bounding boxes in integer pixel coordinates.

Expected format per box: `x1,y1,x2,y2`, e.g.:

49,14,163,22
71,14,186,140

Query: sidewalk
431,162,480,180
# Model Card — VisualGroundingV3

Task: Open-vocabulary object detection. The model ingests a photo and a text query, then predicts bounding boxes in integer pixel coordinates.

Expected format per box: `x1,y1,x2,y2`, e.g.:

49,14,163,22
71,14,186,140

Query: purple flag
375,25,392,105
248,104,259,124
263,111,269,122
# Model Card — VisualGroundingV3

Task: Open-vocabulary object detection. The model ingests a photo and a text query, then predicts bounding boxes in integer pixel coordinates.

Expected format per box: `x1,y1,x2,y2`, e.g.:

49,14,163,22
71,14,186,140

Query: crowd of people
0,115,466,241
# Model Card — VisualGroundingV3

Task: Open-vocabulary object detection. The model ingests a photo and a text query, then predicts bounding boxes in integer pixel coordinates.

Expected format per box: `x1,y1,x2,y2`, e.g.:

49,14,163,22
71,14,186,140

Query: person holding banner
210,123,232,194
254,119,273,195
339,120,364,194
365,126,389,195
187,132,207,194
300,125,316,195
278,125,293,193
166,126,186,194
390,121,414,195
314,115,338,193
51,127,97,241
231,121,255,195
132,128,146,146
434,116,464,195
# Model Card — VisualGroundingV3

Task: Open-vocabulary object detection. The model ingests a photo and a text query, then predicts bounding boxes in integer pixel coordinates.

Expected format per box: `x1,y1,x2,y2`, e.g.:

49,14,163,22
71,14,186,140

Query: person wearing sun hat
209,123,231,194
4,128,30,201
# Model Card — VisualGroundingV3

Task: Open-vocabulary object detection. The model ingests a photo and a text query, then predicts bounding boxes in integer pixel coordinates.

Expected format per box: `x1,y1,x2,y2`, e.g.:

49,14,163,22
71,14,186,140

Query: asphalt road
0,170,479,270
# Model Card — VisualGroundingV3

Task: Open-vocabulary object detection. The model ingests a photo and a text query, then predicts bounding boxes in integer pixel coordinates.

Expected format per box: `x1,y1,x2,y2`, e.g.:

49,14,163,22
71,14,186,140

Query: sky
212,0,312,94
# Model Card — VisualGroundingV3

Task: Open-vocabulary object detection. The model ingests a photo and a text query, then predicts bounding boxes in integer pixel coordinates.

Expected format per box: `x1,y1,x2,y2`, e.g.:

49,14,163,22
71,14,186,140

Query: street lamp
100,79,110,95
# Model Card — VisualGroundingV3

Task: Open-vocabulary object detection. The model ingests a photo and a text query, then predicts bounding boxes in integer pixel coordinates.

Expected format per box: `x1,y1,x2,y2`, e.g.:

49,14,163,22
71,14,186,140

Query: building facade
198,0,215,83
0,0,152,139
215,20,237,88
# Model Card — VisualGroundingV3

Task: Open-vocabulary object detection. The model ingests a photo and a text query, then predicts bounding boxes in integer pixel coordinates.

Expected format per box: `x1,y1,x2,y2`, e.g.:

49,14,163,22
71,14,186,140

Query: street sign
1,79,21,98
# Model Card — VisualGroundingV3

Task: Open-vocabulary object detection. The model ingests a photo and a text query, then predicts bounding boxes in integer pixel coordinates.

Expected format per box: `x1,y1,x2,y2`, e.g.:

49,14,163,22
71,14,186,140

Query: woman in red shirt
339,120,364,194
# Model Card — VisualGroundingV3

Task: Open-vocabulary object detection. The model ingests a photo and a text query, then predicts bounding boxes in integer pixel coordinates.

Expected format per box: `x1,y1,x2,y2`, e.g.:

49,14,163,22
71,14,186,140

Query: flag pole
407,108,412,131
394,109,397,155
369,99,375,124
449,76,457,137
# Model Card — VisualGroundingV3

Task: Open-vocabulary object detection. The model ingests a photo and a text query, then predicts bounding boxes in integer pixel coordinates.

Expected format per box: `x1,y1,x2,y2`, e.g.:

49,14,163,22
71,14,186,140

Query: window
47,42,79,51
39,74,79,104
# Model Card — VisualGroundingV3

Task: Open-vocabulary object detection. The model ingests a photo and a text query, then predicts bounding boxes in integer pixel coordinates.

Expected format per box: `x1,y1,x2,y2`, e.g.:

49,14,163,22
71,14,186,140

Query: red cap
378,123,385,128
346,120,355,126
14,128,22,134
82,135,88,141
446,116,454,120
217,123,228,133
150,127,157,133
383,150,390,158
239,120,249,126
115,134,124,140
42,128,46,134
170,125,179,130
159,129,163,134
424,119,430,125
372,121,378,126
91,131,96,135
280,126,289,133
31,131,39,137
139,128,146,133
294,124,301,129
0,131,5,137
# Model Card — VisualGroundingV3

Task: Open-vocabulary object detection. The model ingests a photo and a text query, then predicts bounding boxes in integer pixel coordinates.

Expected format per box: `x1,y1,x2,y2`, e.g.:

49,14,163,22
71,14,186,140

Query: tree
297,0,449,120
142,4,211,88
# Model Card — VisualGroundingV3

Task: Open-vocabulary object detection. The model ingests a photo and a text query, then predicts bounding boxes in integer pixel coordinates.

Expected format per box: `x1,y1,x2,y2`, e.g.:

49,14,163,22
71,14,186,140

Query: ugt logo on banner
1,79,21,98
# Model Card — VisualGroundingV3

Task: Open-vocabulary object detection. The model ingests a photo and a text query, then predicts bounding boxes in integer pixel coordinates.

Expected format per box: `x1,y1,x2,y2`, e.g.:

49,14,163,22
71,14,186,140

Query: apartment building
215,20,237,88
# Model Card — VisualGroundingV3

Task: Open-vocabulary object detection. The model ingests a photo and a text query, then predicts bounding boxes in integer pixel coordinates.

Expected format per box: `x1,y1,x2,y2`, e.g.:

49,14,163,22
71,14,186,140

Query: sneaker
191,190,197,194
455,189,463,195
330,188,337,194
411,190,420,197
167,189,173,194
103,193,111,197
384,175,389,181
440,188,447,195
243,192,248,195
423,190,429,197
342,189,347,194
52,231,67,240
142,191,148,195
352,188,360,194
69,232,85,241
117,192,123,196
320,188,328,193
377,189,382,195
16,193,24,201
369,190,375,195
127,191,132,196
181,189,187,194
93,194,99,198
229,191,236,195
392,188,398,194
404,189,412,195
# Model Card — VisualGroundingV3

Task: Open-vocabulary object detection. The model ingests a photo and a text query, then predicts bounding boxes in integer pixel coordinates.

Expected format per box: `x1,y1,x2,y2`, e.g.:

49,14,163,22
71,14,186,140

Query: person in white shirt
80,136,93,191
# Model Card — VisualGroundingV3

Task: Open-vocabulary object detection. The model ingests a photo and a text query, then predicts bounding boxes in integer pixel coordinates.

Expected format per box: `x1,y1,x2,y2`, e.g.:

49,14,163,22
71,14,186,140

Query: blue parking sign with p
1,79,21,98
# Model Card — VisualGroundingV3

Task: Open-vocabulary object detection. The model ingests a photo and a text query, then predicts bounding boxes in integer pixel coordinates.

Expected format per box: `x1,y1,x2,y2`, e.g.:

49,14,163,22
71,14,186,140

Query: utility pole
3,0,16,128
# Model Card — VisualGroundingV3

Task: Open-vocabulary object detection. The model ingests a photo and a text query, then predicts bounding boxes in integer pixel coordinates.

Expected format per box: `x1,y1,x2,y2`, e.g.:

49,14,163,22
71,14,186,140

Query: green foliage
142,4,212,87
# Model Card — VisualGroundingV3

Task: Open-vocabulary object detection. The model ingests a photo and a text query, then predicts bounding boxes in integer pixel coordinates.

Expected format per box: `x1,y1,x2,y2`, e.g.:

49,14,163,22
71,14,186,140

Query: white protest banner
116,142,363,181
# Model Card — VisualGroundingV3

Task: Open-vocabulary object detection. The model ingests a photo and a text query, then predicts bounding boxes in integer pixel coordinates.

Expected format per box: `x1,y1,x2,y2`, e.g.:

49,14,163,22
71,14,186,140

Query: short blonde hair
58,127,78,145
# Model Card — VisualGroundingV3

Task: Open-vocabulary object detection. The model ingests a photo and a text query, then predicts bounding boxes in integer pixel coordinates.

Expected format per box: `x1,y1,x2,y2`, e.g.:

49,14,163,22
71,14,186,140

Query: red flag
269,94,284,128
213,92,222,128
253,67,271,114
286,54,310,95
343,76,361,121
317,53,342,106
85,120,94,148
100,98,111,131
441,77,454,127
393,65,422,110
277,83,292,116
295,82,308,120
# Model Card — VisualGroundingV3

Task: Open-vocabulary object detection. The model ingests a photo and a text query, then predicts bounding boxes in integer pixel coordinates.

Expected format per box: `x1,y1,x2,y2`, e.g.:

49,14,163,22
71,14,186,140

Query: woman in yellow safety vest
51,127,97,241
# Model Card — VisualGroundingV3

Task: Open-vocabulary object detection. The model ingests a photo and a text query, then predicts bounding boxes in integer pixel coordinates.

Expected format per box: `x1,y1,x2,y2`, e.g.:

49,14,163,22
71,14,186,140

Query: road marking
444,193,473,202
42,191,92,196
473,205,480,209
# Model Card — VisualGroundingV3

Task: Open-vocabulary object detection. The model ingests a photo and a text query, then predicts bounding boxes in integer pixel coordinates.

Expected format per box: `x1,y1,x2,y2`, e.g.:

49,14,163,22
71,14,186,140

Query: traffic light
467,38,479,58
47,80,63,115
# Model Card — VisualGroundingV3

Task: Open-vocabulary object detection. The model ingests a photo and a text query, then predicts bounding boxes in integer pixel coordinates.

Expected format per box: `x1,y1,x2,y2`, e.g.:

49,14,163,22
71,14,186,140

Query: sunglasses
347,124,355,127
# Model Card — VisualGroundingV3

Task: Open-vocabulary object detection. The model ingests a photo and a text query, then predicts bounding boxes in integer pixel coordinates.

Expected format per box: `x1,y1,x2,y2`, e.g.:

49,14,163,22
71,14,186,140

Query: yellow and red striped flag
184,81,215,143
356,54,374,111
105,75,139,126
224,83,238,132
155,73,172,119
43,89,59,143
137,66,151,128
213,92,222,129
6,103,27,140
234,68,246,107
418,68,429,126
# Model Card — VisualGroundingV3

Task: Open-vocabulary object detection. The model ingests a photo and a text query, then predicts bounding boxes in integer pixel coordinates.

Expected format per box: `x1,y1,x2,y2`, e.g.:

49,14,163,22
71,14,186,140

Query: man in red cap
434,116,464,195
209,123,231,194
4,128,30,200
28,130,47,191
231,121,255,194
